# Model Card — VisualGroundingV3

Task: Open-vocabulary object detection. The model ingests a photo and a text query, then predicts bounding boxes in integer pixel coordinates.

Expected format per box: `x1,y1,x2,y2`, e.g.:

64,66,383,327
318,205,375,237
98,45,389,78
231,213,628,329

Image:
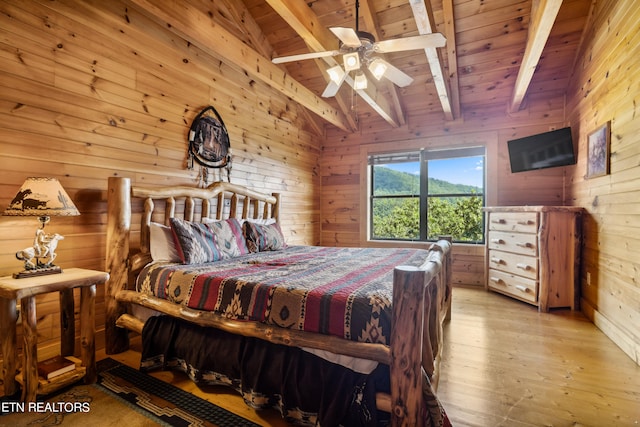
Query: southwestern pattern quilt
136,245,429,346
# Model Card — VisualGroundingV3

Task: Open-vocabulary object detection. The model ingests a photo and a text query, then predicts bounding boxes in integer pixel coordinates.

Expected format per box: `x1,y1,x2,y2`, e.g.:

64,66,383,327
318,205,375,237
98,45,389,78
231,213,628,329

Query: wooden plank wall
565,0,640,364
0,0,321,359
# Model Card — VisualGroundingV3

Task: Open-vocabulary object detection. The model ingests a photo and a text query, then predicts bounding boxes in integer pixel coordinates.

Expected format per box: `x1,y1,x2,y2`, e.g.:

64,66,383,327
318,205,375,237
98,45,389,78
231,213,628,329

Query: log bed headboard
105,177,280,347
104,176,452,426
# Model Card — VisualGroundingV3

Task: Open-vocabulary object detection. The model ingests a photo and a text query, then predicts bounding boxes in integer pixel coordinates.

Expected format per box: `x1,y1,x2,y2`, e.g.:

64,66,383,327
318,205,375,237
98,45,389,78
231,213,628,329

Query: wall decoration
187,106,232,183
586,121,610,178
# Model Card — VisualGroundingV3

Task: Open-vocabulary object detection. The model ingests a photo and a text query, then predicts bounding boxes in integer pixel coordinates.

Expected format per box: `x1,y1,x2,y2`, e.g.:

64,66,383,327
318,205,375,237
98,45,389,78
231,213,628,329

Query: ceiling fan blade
272,50,339,64
329,27,362,47
322,80,344,97
375,33,446,53
373,58,414,87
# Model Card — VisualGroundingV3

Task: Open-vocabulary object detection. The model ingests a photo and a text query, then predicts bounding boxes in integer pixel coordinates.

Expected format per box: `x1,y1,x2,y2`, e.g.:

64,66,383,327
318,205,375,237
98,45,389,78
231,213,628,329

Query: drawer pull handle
491,257,504,264
489,277,502,284
516,242,533,248
515,285,530,293
517,220,534,225
516,263,531,270
491,238,504,244
491,219,506,224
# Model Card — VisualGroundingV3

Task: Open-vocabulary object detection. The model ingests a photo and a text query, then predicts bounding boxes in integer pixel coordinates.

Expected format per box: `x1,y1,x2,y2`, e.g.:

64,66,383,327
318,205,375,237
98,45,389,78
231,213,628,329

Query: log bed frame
104,176,452,426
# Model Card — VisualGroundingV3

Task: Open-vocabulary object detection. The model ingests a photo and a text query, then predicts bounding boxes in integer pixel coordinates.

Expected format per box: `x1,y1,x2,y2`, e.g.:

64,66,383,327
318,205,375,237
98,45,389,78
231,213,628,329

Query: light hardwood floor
438,286,640,426
99,286,640,426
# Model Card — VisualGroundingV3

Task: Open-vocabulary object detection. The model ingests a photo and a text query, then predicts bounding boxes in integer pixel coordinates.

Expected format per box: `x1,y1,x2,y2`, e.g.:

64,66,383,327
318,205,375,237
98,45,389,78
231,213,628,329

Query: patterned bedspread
136,245,429,345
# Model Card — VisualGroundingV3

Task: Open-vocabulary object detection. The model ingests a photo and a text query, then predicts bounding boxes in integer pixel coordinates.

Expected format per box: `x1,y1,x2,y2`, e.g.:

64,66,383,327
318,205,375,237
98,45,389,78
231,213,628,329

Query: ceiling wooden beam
125,0,352,132
216,0,327,135
264,0,358,131
265,0,400,128
509,0,563,112
410,0,454,121
359,0,406,126
215,0,274,61
441,0,461,119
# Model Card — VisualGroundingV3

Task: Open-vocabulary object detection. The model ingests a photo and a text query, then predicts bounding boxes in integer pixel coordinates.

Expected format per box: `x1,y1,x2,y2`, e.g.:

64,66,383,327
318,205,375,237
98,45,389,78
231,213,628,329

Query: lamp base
13,265,62,279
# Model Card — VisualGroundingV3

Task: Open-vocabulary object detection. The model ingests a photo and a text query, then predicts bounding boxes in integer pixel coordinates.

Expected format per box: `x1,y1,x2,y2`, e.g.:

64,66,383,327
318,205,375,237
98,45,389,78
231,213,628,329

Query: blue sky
383,156,484,188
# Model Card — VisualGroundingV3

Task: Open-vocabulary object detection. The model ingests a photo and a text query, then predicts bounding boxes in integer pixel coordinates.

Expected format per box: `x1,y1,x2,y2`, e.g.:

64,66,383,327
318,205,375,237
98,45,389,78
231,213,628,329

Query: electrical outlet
586,272,591,286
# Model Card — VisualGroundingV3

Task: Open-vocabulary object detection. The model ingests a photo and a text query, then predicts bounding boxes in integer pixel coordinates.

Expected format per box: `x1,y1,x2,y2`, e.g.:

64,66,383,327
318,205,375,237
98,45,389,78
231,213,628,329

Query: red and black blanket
137,245,429,346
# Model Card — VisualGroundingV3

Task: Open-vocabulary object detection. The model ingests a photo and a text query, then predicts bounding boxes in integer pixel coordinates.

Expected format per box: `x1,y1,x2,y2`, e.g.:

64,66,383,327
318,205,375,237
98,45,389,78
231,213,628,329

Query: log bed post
390,239,451,426
391,264,426,426
105,177,131,354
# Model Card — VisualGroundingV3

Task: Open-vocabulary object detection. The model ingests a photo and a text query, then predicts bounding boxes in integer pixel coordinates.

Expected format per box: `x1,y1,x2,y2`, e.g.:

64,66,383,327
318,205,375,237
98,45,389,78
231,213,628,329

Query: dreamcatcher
187,106,232,184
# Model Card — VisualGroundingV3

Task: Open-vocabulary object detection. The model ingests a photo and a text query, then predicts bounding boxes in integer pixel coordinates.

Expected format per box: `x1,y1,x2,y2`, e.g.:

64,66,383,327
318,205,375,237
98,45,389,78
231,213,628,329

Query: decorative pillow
243,221,287,252
169,217,222,264
205,218,249,259
149,222,181,263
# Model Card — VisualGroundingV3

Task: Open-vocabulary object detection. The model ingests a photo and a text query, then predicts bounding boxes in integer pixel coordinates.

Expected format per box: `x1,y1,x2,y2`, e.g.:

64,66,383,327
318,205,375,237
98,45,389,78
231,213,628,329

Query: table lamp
3,177,80,278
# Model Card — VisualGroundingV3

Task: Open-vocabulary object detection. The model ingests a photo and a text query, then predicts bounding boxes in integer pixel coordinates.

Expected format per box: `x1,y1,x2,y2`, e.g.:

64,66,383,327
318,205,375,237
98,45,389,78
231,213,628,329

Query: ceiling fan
271,0,446,97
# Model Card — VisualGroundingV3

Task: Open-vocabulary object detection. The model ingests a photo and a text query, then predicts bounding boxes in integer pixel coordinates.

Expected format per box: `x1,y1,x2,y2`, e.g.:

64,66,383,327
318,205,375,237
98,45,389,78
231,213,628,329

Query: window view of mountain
373,166,482,195
372,166,484,242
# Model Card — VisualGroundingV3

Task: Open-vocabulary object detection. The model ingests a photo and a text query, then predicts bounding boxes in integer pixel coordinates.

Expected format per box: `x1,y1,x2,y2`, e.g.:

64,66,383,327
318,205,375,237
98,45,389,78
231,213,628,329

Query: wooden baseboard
581,298,640,366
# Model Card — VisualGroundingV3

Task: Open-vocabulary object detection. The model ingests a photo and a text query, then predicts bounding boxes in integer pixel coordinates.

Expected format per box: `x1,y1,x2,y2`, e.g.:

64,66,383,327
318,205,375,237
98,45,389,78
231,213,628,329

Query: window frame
368,146,486,244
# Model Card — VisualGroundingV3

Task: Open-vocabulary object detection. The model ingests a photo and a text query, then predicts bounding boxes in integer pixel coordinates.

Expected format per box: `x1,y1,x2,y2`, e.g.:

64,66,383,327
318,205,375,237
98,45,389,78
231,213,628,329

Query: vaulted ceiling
129,0,593,133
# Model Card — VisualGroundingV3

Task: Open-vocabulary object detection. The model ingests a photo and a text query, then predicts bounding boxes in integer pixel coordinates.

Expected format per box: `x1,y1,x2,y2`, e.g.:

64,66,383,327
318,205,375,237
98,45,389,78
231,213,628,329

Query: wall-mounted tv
507,127,576,173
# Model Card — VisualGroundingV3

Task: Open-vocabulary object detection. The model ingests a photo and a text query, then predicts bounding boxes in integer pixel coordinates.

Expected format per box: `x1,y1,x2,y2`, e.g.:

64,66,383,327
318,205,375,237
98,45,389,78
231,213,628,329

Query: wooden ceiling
130,0,593,133
248,0,594,132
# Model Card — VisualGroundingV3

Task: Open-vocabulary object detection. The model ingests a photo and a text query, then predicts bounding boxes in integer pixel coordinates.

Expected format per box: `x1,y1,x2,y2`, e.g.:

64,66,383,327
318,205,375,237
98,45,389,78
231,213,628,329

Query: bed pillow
243,221,287,252
169,217,222,264
149,222,181,263
204,218,250,259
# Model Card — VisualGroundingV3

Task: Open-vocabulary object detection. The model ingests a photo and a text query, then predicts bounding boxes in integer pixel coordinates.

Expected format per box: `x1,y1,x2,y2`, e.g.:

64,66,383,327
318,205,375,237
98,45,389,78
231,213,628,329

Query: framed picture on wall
586,121,610,178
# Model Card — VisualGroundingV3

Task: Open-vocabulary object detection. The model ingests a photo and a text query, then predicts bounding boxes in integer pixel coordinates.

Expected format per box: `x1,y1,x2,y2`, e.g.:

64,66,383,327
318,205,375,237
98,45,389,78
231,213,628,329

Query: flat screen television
507,127,576,173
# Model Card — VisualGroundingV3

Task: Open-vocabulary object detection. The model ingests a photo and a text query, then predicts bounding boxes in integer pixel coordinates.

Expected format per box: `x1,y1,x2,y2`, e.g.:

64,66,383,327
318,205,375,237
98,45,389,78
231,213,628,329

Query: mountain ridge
374,166,481,195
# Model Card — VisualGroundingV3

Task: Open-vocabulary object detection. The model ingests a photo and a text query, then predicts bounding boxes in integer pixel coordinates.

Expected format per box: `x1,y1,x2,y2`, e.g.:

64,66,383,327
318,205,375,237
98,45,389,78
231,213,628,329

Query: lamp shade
368,58,388,80
354,72,368,90
327,65,346,84
343,52,360,72
3,177,80,217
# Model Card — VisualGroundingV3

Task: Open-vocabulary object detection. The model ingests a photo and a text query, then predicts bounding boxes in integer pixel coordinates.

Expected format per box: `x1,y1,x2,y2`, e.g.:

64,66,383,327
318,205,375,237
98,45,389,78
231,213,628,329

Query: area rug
0,358,261,426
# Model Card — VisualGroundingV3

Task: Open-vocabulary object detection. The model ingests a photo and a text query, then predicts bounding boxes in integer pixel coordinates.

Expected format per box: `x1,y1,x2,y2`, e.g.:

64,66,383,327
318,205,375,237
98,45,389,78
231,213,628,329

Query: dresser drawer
487,269,538,304
488,212,538,233
487,250,538,280
487,231,538,256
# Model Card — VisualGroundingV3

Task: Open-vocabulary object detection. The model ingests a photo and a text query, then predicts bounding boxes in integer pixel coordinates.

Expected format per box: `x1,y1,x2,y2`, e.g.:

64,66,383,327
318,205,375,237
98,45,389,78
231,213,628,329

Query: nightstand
0,268,109,402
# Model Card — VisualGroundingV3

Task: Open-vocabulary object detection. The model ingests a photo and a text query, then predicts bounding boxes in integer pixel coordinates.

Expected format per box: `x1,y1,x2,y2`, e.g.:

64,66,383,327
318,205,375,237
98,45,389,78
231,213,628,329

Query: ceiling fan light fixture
368,58,388,80
327,65,346,83
343,52,360,71
354,71,368,90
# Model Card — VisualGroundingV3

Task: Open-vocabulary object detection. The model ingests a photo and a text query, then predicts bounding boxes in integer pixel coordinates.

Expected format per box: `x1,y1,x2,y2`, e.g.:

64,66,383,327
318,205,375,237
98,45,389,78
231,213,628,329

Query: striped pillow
169,218,222,264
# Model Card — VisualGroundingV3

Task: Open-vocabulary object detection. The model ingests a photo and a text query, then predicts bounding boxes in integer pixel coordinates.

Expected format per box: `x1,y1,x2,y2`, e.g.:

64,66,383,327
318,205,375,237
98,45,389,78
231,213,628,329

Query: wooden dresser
484,206,583,312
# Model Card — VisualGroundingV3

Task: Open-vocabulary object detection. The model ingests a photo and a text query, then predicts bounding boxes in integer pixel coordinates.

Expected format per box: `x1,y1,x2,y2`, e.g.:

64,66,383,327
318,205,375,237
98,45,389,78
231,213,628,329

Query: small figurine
16,232,64,270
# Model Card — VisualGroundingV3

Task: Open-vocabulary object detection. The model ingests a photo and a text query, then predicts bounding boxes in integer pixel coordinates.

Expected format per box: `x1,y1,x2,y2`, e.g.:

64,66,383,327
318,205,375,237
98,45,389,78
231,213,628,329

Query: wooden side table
0,268,109,402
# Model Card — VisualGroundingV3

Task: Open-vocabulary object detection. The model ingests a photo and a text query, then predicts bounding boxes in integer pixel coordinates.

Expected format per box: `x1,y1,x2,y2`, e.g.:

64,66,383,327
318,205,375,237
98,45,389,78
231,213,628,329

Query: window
369,147,485,243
